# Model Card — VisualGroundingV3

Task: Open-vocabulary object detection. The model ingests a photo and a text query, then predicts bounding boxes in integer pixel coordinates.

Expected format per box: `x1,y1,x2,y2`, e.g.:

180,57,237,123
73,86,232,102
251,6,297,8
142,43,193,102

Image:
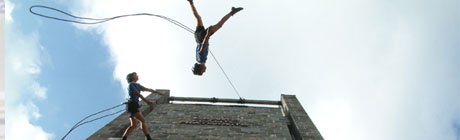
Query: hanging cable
29,5,194,33
209,52,242,98
30,5,243,99
61,103,126,140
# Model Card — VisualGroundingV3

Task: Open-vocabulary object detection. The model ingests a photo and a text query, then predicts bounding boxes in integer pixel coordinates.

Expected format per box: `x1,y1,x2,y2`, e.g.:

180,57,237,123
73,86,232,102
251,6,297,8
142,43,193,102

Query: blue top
196,43,209,63
128,82,145,103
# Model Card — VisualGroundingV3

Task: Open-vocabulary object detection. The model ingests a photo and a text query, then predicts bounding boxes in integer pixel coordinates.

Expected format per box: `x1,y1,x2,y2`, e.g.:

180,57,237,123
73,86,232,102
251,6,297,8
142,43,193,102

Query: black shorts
194,26,207,43
126,101,140,116
194,26,216,43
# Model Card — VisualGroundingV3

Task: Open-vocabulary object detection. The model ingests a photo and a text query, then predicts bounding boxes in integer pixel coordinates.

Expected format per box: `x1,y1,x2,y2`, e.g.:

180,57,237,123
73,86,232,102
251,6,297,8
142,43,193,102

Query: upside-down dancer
188,0,243,76
122,72,164,140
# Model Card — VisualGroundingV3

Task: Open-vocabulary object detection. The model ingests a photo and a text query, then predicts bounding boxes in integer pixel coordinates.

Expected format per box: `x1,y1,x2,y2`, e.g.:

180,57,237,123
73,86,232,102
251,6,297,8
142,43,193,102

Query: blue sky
5,0,460,140
6,0,122,139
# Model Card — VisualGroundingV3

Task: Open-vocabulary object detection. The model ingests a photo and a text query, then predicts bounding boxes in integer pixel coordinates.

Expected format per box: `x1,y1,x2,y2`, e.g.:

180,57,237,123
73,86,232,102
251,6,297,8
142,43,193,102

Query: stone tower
87,90,323,140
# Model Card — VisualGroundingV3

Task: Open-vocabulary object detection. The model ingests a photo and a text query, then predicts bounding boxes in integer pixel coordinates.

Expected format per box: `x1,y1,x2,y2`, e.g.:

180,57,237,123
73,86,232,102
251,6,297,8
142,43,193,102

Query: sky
1,0,5,139
4,0,460,140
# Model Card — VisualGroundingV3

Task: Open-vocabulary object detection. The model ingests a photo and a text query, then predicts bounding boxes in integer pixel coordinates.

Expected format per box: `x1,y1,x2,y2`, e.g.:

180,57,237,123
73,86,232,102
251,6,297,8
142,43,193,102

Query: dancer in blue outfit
188,0,243,76
122,72,164,140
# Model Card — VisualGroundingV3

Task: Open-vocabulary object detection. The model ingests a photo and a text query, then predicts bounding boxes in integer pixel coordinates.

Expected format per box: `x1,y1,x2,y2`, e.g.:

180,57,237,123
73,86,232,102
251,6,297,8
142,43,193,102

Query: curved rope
61,103,126,140
29,5,194,33
30,5,243,99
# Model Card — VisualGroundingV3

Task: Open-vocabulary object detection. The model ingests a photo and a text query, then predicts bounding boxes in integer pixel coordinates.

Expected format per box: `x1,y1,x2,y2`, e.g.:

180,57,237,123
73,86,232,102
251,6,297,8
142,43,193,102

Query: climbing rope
209,52,242,98
61,102,127,140
30,5,243,99
29,5,194,33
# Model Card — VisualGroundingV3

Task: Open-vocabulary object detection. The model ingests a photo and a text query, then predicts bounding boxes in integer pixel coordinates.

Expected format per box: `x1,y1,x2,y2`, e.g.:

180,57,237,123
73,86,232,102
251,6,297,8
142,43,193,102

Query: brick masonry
281,95,323,140
87,90,323,140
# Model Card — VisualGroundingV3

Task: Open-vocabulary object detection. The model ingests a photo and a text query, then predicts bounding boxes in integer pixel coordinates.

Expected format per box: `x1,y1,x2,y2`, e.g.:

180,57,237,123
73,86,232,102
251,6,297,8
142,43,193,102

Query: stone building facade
87,90,323,140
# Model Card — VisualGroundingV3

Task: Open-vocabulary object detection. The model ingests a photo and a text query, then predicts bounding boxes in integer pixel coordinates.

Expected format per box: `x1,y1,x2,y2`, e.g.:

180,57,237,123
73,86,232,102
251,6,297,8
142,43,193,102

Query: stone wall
281,94,323,140
130,104,292,140
87,91,324,140
86,89,169,140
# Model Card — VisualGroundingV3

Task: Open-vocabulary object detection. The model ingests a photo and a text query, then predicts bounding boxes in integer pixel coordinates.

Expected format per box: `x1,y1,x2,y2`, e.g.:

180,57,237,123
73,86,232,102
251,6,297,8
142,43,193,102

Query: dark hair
192,63,205,76
126,72,137,83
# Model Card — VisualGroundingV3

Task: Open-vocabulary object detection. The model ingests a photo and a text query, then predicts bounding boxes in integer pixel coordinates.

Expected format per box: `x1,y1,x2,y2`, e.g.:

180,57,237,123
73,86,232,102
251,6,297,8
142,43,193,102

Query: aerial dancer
122,72,164,140
188,0,243,76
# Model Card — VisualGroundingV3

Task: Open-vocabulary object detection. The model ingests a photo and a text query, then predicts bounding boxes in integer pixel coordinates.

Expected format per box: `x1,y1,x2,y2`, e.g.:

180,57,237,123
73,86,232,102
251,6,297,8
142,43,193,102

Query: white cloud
4,0,12,23
5,2,53,139
313,99,352,140
6,104,53,140
289,0,460,139
72,0,183,98
29,82,47,100
6,31,46,102
25,103,42,120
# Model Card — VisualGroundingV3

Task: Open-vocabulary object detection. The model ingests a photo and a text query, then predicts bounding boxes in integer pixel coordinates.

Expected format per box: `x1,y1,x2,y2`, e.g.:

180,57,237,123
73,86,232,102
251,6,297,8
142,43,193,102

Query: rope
30,5,243,99
29,5,194,33
209,52,242,98
61,103,126,140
